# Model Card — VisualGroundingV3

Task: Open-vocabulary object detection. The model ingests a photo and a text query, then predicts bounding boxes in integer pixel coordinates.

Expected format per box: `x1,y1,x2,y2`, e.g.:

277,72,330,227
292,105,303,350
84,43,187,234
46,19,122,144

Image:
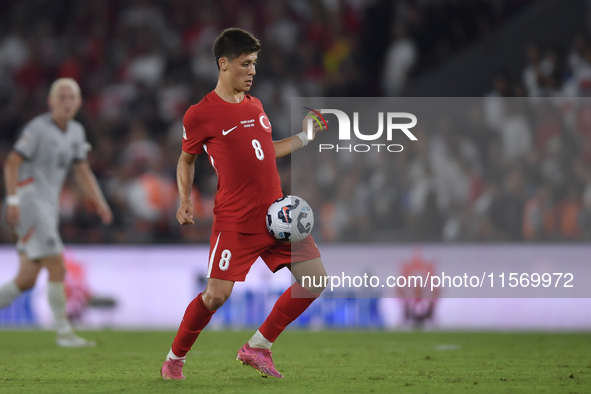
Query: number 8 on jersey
252,139,264,160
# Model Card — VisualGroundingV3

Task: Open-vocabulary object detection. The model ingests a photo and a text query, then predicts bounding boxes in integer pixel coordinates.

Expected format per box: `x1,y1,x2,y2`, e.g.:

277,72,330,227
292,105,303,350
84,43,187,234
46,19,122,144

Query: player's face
49,85,82,120
228,52,257,92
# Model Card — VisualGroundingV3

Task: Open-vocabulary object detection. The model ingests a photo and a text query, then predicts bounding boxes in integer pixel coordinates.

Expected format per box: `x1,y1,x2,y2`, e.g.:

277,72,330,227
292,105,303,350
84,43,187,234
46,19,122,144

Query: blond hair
48,78,81,98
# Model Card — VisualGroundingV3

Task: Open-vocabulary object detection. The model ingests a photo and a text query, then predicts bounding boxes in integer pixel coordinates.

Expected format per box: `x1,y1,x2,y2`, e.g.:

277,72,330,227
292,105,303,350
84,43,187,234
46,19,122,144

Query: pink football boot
161,358,186,380
236,343,284,378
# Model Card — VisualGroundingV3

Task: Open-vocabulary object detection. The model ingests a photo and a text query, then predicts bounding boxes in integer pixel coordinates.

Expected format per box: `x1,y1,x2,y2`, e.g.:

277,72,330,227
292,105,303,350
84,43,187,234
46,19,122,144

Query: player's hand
302,110,327,141
97,203,113,225
177,199,195,225
6,205,20,227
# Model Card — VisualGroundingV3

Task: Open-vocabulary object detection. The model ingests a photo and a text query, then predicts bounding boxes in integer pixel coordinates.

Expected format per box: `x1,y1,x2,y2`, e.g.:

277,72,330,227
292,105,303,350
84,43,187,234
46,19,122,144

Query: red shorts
206,231,321,281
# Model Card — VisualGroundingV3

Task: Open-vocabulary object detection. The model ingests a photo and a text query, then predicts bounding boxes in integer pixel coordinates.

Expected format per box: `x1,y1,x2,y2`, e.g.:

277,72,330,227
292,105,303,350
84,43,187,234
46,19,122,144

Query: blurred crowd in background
297,95,591,243
1,0,590,244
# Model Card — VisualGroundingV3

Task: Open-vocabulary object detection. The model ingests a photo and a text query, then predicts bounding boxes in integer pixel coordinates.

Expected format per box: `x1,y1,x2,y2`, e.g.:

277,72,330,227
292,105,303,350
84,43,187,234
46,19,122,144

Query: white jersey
10,112,90,260
13,112,90,208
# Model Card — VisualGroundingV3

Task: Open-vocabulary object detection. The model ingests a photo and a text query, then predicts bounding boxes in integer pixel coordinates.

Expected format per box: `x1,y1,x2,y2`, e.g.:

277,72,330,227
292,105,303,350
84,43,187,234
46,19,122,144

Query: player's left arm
273,112,325,159
72,160,113,225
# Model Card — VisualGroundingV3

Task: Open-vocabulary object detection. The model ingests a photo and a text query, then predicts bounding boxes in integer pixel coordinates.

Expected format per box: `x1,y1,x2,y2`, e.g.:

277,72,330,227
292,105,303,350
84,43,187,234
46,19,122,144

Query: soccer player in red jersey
161,28,326,380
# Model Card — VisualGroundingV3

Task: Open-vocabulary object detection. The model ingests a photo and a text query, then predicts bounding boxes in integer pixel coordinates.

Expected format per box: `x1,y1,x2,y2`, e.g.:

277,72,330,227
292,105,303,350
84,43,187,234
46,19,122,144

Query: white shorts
14,199,63,260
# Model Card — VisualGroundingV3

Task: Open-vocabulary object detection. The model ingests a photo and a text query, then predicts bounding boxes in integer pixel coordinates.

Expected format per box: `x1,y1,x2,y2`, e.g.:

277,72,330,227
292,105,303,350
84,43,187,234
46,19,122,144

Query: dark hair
212,28,261,70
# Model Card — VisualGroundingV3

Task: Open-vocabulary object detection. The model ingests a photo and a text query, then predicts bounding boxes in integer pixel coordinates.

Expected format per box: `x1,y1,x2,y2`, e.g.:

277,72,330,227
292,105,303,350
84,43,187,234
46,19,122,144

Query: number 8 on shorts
219,249,232,271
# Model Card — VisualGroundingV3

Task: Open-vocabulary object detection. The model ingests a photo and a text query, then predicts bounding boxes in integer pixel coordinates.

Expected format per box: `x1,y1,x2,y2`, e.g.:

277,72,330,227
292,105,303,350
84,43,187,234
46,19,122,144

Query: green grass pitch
0,330,590,393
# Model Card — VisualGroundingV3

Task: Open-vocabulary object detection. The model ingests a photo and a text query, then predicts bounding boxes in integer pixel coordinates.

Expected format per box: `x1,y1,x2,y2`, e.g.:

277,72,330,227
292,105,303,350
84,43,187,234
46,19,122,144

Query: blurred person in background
523,41,542,97
488,168,526,241
382,24,417,96
556,184,584,240
522,183,556,241
483,71,510,131
0,78,112,347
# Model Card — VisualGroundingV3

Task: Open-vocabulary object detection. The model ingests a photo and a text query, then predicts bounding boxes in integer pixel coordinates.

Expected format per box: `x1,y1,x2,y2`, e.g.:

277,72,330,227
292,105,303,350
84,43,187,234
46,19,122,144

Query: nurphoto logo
304,108,418,153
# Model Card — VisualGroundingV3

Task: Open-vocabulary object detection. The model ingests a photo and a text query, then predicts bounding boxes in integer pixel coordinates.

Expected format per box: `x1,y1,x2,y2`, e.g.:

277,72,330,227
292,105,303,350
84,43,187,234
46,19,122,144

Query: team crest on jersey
259,113,271,133
183,126,187,140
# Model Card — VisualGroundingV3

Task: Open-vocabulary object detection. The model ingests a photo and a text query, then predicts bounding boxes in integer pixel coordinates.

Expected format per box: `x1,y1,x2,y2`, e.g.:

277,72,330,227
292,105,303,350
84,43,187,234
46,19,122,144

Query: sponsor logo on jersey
183,126,187,140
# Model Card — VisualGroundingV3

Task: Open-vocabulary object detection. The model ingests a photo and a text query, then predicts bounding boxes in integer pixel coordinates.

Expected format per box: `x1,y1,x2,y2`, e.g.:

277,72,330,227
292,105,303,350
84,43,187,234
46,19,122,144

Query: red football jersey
182,91,283,234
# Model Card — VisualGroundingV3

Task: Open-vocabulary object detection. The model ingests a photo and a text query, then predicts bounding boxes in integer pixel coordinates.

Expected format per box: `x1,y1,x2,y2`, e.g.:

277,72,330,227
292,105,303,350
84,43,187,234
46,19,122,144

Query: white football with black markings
266,195,314,243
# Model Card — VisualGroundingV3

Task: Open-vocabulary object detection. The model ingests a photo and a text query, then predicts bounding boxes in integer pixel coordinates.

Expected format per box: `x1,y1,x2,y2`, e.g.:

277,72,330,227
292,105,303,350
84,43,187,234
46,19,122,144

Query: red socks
171,284,317,356
259,282,318,343
171,293,215,357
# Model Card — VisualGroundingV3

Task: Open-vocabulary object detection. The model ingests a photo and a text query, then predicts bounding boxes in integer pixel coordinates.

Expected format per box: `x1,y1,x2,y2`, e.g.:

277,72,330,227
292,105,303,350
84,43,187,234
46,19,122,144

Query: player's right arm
5,123,39,227
176,151,197,225
3,151,25,226
178,105,209,226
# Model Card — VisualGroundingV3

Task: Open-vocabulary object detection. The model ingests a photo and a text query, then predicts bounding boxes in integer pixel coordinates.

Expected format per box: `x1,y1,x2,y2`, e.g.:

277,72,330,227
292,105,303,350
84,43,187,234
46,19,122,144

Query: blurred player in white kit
0,78,112,347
